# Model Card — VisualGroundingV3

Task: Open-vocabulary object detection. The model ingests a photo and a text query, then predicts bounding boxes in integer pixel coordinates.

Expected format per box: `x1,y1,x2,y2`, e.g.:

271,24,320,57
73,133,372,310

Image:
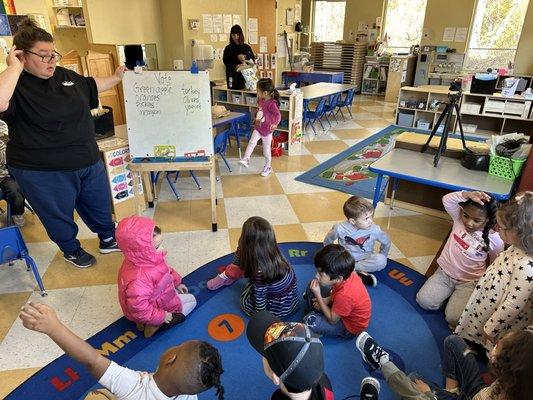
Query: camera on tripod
420,79,468,167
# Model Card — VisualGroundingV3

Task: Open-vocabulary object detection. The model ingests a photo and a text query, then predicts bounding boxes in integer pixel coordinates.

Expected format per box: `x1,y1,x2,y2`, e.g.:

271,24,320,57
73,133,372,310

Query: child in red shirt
304,244,372,338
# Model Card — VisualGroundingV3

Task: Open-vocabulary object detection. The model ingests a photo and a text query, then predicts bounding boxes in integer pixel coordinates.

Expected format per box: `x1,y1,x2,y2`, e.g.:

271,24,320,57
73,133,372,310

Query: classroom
0,0,532,399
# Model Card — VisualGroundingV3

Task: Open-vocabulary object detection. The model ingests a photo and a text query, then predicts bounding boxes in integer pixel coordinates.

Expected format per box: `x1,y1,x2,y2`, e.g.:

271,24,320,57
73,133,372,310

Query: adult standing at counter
223,24,255,90
0,19,124,268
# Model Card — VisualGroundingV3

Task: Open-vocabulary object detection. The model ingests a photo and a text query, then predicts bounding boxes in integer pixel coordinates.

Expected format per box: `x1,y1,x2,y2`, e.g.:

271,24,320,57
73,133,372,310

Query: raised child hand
19,302,61,335
464,191,491,205
310,279,321,297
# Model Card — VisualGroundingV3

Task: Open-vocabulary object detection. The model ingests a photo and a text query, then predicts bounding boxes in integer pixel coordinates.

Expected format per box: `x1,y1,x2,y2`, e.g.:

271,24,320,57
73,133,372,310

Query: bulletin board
247,0,277,82
123,70,213,159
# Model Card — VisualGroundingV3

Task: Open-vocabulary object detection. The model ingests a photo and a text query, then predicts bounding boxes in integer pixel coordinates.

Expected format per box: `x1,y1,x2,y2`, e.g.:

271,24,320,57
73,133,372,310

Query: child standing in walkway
239,78,281,177
416,191,503,327
116,216,197,338
456,191,533,351
207,216,299,318
324,195,391,286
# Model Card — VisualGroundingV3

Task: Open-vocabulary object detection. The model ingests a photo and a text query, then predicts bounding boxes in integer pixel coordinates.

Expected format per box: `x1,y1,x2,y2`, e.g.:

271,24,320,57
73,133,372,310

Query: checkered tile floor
0,96,453,397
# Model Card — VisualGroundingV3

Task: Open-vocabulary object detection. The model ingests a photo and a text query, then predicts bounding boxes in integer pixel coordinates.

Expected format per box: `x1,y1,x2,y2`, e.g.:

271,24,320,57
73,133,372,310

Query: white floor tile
156,174,223,202
407,255,435,275
224,195,299,228
312,153,339,163
352,112,382,121
187,229,231,273
275,172,333,194
342,139,363,147
217,156,265,176
0,241,58,294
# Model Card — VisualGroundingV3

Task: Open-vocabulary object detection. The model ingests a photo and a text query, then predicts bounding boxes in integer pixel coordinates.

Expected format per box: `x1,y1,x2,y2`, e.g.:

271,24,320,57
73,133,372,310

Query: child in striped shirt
207,216,299,318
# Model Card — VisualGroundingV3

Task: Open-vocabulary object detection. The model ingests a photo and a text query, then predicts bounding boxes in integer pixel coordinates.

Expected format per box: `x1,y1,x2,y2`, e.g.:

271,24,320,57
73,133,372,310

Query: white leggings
242,130,272,167
177,293,197,316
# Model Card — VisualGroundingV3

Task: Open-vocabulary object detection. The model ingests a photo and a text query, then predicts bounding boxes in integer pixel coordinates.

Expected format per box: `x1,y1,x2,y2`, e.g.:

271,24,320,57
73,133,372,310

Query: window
383,0,428,52
313,0,346,42
464,0,530,71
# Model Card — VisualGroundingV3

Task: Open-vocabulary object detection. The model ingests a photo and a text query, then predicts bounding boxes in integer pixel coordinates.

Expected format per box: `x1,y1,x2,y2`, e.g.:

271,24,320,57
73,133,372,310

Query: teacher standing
223,24,255,90
0,19,125,268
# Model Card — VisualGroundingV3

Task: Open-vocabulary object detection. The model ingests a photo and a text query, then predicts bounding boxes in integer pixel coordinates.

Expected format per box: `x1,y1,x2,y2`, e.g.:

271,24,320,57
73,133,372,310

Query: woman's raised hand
6,46,25,70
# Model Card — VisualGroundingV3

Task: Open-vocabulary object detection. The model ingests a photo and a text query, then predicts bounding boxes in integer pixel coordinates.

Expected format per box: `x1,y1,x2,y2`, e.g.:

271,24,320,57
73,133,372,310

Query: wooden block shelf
396,86,533,137
310,42,367,92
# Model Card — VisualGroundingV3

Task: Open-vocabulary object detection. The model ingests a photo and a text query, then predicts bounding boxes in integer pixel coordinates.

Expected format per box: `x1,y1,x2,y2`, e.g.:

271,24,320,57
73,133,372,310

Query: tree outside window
313,1,346,42
464,0,530,71
383,0,428,53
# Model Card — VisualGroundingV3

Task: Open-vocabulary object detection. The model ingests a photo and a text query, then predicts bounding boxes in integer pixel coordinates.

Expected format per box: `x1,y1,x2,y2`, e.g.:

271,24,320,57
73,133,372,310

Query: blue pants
10,161,115,253
303,283,355,338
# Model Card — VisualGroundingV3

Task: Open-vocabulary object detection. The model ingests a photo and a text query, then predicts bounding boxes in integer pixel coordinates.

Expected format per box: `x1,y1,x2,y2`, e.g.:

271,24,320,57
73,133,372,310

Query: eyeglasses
24,49,62,63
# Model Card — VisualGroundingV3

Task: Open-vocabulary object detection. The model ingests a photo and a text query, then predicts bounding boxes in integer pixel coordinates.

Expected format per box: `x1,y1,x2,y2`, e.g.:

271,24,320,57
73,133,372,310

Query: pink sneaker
239,158,250,168
207,273,236,290
260,166,272,177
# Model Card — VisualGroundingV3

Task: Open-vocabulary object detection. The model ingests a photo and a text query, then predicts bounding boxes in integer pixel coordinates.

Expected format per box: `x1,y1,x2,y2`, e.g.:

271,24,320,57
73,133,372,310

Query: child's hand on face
164,312,173,324
413,379,431,393
176,284,188,294
310,279,322,298
465,191,491,205
19,302,61,335
312,298,321,311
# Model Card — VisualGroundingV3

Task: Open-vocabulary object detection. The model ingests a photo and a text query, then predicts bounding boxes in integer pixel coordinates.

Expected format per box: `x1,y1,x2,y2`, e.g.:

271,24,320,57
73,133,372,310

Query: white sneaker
239,158,250,168
12,215,25,227
260,166,272,177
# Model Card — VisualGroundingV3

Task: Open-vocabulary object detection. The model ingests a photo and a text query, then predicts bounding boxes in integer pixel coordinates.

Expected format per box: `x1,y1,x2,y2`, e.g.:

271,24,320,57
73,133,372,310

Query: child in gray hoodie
324,196,391,286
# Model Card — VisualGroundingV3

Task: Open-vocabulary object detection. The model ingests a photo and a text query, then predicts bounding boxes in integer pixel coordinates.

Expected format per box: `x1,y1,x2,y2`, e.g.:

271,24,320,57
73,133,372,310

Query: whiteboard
123,70,213,158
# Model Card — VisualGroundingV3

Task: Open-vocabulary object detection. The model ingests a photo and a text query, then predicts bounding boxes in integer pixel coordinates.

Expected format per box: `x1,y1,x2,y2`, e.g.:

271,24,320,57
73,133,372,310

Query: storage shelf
55,25,86,28
52,6,83,9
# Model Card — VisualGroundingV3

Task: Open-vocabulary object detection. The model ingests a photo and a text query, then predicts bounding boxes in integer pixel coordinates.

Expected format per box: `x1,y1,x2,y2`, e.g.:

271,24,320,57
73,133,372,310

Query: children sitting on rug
356,328,533,400
247,310,334,400
116,216,197,338
324,195,391,286
303,244,371,338
456,191,533,352
206,216,299,318
19,302,225,400
416,191,503,327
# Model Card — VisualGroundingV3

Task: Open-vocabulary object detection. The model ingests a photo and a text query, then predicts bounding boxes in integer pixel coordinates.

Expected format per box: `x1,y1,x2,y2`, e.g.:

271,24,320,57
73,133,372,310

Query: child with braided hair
416,191,503,327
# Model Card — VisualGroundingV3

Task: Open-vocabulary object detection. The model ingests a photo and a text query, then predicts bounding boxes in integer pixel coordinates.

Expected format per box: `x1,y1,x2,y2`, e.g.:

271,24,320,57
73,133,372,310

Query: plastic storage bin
488,155,526,180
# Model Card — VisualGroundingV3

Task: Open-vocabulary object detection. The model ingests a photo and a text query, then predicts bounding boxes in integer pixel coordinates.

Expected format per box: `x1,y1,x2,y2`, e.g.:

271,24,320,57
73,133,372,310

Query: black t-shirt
271,374,334,400
222,42,255,90
2,66,100,171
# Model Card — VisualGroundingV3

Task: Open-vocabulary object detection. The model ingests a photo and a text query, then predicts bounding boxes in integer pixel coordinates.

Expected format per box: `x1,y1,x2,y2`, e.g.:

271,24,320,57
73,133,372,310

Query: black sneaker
63,247,96,268
355,331,389,370
99,239,121,254
358,272,378,287
360,377,380,400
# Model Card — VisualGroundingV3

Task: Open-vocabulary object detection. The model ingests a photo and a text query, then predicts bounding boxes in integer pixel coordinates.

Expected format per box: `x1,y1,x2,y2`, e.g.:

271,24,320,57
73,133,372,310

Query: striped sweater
234,249,299,317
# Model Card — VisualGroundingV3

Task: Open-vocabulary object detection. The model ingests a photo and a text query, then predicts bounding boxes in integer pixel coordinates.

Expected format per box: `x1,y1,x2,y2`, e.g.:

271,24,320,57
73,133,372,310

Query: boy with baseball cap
246,310,334,400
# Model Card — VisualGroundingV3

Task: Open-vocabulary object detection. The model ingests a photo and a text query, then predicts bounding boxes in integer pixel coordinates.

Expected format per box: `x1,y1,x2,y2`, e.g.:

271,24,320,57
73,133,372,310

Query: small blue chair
0,225,47,296
323,93,341,126
227,112,252,157
304,97,327,134
214,130,232,172
151,171,201,201
336,88,356,119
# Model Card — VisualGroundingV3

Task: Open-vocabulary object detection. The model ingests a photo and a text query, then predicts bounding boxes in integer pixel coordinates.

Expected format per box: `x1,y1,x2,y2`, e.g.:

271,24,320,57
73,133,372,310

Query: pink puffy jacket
116,216,183,326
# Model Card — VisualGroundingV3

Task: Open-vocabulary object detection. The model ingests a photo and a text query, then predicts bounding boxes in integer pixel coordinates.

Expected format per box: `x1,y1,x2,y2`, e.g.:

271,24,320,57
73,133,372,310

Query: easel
128,156,218,232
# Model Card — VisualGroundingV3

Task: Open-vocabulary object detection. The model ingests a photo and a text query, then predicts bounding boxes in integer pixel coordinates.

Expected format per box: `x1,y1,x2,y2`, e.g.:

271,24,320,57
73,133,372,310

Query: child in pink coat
116,215,197,338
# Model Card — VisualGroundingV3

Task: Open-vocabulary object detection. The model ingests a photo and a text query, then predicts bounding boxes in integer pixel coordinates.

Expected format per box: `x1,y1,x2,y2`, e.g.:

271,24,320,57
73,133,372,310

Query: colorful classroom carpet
7,242,450,400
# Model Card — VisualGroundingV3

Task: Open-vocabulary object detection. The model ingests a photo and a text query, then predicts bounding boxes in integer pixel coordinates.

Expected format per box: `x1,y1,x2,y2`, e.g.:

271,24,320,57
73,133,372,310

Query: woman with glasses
0,19,126,268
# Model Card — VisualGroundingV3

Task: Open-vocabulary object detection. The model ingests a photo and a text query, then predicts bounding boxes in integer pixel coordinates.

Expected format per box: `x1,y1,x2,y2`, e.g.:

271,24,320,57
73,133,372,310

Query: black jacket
223,42,255,90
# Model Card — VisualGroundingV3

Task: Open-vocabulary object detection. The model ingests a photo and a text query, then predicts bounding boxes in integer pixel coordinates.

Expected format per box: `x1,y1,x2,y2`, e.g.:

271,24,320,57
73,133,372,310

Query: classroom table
368,148,514,209
213,111,248,158
282,71,344,87
301,82,356,100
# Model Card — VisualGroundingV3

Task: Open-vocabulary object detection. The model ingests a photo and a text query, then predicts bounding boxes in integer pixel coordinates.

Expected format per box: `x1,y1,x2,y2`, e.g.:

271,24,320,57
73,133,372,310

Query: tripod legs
421,103,452,155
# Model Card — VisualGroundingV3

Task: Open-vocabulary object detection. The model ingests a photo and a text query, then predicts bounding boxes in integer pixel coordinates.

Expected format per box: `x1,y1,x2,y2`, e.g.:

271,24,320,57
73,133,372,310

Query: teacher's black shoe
64,247,97,268
360,377,380,400
99,238,121,254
